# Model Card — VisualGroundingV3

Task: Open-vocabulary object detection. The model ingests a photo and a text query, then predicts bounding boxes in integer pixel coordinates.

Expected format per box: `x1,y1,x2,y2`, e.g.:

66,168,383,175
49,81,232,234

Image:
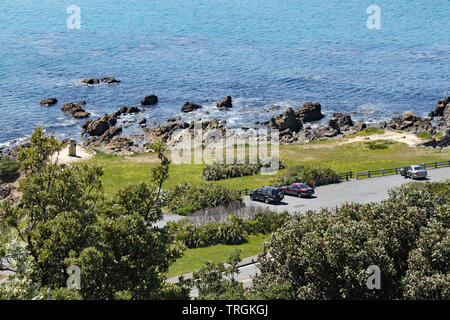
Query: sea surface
0,0,449,147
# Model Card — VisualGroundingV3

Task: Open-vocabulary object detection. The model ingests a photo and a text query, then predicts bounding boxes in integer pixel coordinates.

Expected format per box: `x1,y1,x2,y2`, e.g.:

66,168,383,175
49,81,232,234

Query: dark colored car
279,183,315,198
250,186,284,204
400,165,427,179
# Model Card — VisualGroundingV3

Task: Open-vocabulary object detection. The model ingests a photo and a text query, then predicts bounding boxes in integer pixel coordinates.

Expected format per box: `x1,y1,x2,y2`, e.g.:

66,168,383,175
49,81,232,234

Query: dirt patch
342,130,423,147
53,146,94,165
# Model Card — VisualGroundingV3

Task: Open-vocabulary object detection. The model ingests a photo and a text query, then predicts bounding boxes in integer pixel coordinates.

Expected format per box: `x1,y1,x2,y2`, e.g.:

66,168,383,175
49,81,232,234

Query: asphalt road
231,167,450,286
243,167,450,214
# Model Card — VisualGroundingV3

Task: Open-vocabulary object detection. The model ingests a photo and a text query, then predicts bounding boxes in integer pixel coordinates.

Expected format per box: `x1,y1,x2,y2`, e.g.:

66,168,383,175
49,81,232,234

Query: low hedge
203,159,285,181
167,183,242,216
275,165,340,187
168,210,289,248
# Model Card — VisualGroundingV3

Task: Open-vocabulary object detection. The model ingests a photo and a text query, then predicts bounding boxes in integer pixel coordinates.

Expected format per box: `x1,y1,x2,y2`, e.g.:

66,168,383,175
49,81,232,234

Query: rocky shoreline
4,90,450,157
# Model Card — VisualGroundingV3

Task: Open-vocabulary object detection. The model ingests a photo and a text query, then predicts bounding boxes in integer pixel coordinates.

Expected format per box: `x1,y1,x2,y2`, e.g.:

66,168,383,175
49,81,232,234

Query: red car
279,183,315,198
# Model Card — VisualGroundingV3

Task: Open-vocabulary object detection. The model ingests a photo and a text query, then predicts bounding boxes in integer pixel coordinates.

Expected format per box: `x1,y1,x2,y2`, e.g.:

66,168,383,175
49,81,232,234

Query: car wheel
297,192,302,198
265,198,270,204
250,195,254,201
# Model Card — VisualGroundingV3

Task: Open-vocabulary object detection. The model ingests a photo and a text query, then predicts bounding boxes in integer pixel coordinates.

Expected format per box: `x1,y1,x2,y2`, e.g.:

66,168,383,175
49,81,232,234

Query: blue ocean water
0,0,449,147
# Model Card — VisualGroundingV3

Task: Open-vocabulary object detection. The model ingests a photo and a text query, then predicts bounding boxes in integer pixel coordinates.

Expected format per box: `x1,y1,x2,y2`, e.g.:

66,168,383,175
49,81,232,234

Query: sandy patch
52,145,94,165
343,130,424,147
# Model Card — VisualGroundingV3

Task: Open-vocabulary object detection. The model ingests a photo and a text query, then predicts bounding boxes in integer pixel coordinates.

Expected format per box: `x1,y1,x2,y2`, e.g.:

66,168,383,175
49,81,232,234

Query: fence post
368,171,371,178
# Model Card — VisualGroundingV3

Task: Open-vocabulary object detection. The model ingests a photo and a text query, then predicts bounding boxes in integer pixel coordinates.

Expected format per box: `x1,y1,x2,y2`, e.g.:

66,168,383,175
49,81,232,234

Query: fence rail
355,160,450,180
233,160,450,196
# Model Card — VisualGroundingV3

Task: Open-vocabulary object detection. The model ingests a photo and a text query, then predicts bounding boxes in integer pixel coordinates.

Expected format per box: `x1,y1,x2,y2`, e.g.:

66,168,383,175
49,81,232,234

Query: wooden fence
355,160,450,180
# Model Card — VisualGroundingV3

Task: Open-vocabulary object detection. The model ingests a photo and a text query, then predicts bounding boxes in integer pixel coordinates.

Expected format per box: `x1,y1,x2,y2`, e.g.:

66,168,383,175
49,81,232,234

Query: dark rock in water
128,106,141,114
138,118,147,125
217,95,232,110
429,97,450,118
268,107,302,132
268,105,281,111
296,102,325,122
101,77,120,84
83,114,117,136
168,116,181,122
113,106,129,118
181,101,202,113
113,106,142,118
40,98,58,106
141,95,158,106
61,102,91,119
81,78,100,85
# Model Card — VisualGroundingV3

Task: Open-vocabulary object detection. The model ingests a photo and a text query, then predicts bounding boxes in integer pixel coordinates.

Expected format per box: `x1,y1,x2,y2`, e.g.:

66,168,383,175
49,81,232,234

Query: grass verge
84,140,450,195
166,233,269,278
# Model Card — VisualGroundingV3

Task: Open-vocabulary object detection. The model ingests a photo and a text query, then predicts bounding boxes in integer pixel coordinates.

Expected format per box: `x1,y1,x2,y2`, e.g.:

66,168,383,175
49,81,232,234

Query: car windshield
271,189,280,195
299,184,309,188
412,166,424,171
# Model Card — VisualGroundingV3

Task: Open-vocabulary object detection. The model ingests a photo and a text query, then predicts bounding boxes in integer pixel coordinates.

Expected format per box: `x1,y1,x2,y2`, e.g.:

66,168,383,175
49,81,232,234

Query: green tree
0,129,188,299
251,181,449,299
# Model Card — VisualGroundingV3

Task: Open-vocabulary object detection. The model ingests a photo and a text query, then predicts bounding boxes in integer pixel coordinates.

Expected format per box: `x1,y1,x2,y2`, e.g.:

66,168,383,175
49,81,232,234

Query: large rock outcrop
82,114,117,137
387,111,435,134
296,102,325,123
268,107,303,132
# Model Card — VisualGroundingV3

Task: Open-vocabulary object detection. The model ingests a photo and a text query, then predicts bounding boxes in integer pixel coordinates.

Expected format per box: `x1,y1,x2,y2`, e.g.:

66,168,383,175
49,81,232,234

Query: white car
400,165,427,179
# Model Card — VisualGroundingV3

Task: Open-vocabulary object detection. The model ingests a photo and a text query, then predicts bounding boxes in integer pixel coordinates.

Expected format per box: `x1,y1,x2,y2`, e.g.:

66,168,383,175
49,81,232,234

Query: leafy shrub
416,132,433,140
203,158,285,181
167,183,242,216
254,180,450,300
168,209,290,249
365,140,393,150
168,214,248,248
0,156,20,183
275,165,340,187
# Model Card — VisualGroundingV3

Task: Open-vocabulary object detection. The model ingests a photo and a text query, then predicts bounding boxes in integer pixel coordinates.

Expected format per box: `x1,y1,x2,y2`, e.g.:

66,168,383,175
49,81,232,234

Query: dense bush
275,165,340,187
168,210,290,249
166,183,242,216
203,159,285,181
365,140,393,150
168,215,248,248
251,181,450,299
0,156,20,183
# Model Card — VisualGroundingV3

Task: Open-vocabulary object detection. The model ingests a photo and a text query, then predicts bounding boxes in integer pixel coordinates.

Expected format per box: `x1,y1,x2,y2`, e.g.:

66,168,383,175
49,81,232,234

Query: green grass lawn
166,233,269,278
84,139,450,195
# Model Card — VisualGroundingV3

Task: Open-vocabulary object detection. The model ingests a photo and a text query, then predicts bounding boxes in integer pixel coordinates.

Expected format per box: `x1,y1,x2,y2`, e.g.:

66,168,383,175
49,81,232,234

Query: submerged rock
101,77,120,84
141,95,158,106
40,98,58,106
80,78,100,85
61,102,90,118
181,101,202,113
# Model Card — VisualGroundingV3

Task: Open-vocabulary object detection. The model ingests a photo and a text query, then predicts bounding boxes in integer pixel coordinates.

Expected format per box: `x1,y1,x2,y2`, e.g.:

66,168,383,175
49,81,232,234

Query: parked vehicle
400,165,427,179
250,186,284,204
279,183,315,198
